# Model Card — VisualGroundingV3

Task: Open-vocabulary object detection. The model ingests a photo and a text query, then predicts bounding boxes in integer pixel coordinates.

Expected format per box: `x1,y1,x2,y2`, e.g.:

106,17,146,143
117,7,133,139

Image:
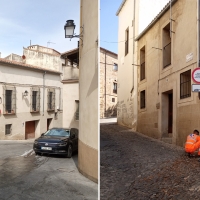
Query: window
112,98,115,102
47,88,55,111
75,100,79,120
113,82,117,94
113,63,118,71
163,23,171,68
5,124,12,135
125,28,129,56
180,70,191,99
140,90,146,109
31,87,40,112
140,46,145,81
3,85,16,114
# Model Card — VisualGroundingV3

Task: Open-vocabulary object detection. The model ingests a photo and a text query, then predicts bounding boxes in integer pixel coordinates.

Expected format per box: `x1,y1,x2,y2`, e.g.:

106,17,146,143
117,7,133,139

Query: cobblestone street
100,124,200,200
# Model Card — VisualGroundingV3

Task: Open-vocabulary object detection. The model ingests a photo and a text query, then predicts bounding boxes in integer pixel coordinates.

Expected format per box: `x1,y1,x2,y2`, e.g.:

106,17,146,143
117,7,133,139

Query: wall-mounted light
64,20,83,41
23,90,28,97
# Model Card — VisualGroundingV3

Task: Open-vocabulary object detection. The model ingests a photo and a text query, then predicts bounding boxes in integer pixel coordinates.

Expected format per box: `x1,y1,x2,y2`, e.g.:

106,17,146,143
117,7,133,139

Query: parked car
33,128,78,158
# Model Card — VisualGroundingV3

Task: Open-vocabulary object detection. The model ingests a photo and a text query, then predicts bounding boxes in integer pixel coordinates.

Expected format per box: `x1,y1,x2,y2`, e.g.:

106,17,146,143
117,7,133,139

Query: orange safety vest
185,134,200,152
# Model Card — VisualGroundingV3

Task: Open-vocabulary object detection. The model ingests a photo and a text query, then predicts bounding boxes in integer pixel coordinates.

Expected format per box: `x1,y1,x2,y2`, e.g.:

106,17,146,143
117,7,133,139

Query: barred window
31,87,40,112
140,90,146,109
180,70,191,99
113,82,117,94
140,46,145,81
75,100,79,120
3,86,16,114
47,88,55,111
125,28,129,56
163,23,171,68
5,124,12,135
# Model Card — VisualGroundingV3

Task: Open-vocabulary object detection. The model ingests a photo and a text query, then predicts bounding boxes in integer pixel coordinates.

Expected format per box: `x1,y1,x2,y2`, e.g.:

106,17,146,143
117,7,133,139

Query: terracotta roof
100,47,118,57
0,58,61,74
135,0,178,41
61,48,79,56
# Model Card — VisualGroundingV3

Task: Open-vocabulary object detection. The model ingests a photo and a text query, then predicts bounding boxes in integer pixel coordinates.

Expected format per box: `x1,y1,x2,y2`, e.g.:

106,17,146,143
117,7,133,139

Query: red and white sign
192,68,200,83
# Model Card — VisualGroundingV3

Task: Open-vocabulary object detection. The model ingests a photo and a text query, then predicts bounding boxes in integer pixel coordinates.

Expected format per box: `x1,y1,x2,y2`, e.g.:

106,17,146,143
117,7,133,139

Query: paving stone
100,124,200,199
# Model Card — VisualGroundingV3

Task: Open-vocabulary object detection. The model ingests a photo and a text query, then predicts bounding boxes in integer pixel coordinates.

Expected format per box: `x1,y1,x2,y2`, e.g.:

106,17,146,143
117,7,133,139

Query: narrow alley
100,124,200,199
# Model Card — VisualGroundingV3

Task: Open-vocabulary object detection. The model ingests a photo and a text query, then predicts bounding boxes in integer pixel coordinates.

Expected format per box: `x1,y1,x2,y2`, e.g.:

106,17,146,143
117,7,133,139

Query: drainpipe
104,50,107,117
43,71,46,115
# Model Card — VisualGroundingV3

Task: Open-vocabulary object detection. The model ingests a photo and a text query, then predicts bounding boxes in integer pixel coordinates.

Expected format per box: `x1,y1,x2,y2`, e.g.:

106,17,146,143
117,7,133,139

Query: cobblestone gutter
100,124,200,200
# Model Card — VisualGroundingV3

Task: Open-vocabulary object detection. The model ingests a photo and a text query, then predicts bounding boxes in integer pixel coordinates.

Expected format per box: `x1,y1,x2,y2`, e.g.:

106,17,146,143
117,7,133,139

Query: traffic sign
192,84,200,92
192,68,200,83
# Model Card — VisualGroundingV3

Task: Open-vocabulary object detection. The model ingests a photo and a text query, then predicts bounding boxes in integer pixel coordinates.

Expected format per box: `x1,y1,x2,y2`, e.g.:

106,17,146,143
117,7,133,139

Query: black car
33,128,78,158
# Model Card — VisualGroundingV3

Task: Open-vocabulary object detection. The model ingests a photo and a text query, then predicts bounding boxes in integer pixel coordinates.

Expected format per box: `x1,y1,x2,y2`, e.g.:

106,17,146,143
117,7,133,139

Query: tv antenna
47,40,56,47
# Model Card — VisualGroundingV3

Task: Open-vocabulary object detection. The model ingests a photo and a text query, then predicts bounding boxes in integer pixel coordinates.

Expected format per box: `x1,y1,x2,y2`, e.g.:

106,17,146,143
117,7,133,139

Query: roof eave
135,0,178,41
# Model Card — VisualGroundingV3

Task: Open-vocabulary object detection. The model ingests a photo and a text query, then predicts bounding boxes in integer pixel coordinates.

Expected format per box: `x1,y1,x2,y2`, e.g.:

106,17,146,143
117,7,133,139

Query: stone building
117,0,200,147
78,0,98,182
100,47,118,118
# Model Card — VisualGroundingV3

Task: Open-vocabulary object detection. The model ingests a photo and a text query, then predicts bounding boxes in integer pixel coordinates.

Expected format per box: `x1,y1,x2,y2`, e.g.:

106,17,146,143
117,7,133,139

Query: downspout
104,50,107,117
43,71,46,115
132,0,135,90
170,0,172,38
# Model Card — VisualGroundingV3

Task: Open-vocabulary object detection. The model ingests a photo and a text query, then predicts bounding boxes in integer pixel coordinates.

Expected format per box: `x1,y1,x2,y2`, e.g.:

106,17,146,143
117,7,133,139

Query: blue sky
100,0,122,54
0,0,80,58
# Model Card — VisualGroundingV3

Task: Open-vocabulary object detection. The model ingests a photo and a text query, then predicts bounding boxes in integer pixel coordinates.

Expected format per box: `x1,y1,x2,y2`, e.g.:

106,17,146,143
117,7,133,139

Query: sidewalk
100,123,200,199
100,117,117,124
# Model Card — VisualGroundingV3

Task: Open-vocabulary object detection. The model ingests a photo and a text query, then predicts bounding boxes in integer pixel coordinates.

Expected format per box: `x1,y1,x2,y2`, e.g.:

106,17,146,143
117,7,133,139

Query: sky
0,0,80,58
100,0,170,54
100,0,122,54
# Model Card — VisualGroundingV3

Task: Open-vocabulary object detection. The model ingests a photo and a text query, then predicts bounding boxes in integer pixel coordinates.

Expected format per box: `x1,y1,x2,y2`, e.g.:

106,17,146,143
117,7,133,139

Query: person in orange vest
185,130,200,157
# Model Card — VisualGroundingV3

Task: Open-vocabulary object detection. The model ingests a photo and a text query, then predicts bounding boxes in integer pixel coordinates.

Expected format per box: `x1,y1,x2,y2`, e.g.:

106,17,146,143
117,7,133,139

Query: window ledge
30,111,40,113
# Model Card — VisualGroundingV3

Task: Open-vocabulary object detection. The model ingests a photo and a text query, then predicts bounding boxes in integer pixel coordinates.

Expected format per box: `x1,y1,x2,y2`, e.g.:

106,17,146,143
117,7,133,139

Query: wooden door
25,121,35,139
168,93,173,133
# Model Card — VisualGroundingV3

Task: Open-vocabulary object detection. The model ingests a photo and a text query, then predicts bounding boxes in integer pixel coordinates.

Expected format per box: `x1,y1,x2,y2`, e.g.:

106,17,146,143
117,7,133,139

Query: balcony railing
125,40,128,56
140,62,145,81
163,42,171,68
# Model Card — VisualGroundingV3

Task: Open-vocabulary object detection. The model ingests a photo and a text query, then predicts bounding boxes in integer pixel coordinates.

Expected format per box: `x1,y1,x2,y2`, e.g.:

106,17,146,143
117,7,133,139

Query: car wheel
66,145,72,158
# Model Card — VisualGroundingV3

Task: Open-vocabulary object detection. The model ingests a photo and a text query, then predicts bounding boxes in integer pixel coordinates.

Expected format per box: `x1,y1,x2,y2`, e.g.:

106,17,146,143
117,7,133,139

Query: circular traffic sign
192,68,200,83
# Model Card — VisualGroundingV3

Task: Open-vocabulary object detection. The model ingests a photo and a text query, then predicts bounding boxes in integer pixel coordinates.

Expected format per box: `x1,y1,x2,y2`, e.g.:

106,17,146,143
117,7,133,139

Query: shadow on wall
105,104,117,118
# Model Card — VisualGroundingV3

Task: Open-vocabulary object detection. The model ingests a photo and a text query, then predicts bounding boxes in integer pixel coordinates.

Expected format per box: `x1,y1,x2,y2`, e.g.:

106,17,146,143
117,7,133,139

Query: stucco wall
78,0,98,182
117,0,136,128
23,47,61,72
62,82,79,129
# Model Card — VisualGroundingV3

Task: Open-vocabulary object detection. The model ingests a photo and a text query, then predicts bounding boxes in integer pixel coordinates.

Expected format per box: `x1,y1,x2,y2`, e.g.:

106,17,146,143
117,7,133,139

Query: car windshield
44,129,70,137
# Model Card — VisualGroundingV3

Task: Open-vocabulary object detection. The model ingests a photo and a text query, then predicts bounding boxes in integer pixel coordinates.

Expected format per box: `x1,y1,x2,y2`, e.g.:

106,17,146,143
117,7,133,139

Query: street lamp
64,20,83,41
64,20,76,38
23,90,28,97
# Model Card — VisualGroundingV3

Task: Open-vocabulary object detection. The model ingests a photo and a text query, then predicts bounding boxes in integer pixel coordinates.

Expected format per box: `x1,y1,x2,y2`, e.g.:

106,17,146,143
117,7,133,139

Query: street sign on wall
192,68,200,83
192,84,200,92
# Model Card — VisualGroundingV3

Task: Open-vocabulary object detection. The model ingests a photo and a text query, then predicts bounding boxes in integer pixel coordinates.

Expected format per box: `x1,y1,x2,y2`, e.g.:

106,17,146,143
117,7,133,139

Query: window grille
163,23,171,68
75,100,79,120
113,83,117,94
180,70,191,99
31,87,40,112
5,124,12,135
125,28,129,56
140,90,146,109
3,86,16,114
47,88,55,111
140,62,145,81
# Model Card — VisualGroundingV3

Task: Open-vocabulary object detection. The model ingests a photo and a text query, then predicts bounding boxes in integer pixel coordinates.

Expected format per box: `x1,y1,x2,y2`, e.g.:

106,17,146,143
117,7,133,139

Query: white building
0,57,63,140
